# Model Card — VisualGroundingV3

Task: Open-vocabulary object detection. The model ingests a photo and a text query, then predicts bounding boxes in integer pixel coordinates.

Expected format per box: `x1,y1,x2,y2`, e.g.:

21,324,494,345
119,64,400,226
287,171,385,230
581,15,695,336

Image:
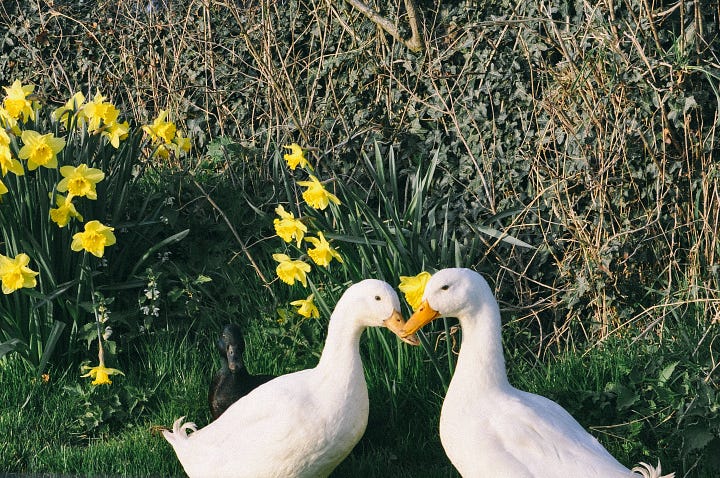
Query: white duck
401,268,673,478
163,279,419,478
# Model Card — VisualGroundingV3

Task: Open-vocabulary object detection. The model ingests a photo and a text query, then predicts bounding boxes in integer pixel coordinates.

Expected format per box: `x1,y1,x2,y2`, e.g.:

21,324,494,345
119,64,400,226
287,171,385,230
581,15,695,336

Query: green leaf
37,321,66,374
683,424,714,453
658,361,678,386
605,382,639,410
324,233,385,246
129,229,190,277
0,338,23,360
467,222,535,249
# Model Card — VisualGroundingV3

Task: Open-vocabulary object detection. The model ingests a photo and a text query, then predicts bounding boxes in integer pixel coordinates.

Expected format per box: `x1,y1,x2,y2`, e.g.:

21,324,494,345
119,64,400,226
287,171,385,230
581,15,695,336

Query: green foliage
2,0,717,343
62,381,153,438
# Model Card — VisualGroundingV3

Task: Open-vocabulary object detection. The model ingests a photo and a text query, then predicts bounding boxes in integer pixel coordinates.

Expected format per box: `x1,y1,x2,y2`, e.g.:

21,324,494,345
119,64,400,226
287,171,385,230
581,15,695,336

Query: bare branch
344,0,424,52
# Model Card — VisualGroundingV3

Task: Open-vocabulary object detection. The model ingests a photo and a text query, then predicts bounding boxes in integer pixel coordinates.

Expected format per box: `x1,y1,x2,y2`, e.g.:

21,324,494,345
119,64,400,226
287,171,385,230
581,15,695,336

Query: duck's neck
454,299,510,391
316,308,365,382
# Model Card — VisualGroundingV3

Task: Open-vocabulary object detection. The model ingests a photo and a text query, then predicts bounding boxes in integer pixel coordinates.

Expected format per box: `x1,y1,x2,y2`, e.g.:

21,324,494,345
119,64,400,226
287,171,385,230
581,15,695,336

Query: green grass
3,317,714,477
0,327,452,477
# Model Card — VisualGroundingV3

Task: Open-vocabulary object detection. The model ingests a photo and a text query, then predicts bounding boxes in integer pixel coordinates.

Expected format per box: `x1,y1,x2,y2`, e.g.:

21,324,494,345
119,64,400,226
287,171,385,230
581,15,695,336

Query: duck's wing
205,369,316,437
167,369,327,478
441,387,634,478
208,370,231,419
494,390,633,478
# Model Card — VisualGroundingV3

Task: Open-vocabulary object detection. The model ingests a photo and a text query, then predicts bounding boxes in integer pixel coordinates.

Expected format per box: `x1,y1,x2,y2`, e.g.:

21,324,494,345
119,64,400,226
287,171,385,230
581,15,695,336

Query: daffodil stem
75,252,89,307
92,293,105,366
87,258,105,366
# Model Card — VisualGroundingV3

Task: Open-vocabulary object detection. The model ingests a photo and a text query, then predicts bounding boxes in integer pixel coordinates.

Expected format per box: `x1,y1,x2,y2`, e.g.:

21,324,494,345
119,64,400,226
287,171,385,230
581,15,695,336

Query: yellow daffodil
143,110,176,143
2,80,35,122
0,128,9,148
0,149,22,177
52,91,86,128
81,362,124,386
103,120,130,148
0,129,23,177
71,220,116,258
291,293,320,318
273,205,307,247
57,164,105,199
0,105,20,127
398,271,432,310
283,143,308,170
174,132,191,153
153,143,171,159
272,253,311,287
151,136,190,159
296,175,341,210
0,252,39,294
0,106,19,133
305,232,343,267
83,92,120,132
49,194,83,227
0,179,7,199
18,130,65,170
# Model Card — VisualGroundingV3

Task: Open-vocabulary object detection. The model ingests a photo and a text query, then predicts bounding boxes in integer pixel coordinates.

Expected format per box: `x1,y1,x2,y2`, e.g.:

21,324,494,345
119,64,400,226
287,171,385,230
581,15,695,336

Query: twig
344,0,424,52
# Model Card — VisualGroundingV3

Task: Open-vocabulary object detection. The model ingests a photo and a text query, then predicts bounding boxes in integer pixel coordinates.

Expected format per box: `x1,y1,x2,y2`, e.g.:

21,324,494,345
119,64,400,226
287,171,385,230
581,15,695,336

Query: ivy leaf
605,382,639,410
658,361,678,386
683,424,714,453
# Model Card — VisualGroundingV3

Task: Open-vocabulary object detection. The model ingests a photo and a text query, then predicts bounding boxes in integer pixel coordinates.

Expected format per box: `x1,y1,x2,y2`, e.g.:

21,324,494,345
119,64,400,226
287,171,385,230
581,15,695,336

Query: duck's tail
161,416,197,446
631,461,675,478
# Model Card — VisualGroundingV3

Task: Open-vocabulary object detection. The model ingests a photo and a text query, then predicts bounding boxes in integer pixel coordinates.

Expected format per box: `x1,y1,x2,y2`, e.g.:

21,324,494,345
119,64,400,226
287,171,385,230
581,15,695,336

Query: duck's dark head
217,324,245,372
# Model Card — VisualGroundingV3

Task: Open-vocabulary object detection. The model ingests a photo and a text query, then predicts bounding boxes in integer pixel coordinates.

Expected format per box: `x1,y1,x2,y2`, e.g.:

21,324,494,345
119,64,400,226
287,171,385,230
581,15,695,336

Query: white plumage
401,268,674,478
163,279,418,478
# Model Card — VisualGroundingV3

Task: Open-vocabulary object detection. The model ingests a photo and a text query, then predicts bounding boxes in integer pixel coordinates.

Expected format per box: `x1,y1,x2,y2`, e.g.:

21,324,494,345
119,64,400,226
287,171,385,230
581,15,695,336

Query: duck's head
401,268,491,336
217,324,245,372
340,279,419,346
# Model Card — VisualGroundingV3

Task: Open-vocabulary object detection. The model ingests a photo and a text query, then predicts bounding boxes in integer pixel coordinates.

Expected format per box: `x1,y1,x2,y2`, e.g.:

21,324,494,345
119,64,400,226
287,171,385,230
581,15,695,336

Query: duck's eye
375,295,381,301
441,284,450,291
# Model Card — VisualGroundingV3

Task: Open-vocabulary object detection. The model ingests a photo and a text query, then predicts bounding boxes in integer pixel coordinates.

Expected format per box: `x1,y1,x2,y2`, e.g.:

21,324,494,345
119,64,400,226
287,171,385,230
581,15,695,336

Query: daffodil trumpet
401,299,440,337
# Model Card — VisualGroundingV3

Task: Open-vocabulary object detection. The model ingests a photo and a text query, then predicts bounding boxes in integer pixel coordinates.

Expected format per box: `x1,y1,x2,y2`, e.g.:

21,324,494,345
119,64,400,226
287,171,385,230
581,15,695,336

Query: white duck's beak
383,309,420,346
401,299,440,337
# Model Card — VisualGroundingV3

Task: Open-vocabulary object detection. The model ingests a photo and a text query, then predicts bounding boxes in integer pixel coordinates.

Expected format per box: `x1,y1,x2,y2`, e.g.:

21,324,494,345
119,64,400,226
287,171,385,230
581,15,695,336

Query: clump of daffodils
0,79,191,383
0,80,123,268
272,142,430,316
273,143,344,318
142,109,191,159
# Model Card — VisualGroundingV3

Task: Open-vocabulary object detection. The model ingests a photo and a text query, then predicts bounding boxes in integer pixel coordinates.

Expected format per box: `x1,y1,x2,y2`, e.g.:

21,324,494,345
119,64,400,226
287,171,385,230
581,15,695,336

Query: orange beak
401,299,440,337
383,309,420,346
